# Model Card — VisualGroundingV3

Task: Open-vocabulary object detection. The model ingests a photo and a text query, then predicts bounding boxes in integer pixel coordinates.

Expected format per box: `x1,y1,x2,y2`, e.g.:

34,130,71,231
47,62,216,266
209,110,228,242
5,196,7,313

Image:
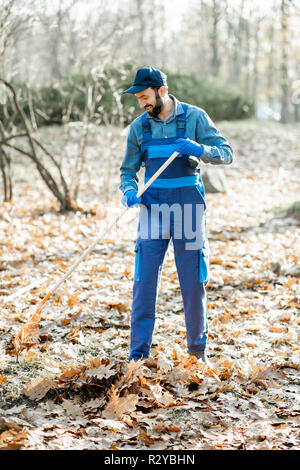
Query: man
120,66,233,363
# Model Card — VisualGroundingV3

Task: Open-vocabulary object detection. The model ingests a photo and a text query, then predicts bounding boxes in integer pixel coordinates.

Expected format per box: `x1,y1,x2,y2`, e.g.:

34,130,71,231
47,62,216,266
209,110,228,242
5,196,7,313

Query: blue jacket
120,95,234,194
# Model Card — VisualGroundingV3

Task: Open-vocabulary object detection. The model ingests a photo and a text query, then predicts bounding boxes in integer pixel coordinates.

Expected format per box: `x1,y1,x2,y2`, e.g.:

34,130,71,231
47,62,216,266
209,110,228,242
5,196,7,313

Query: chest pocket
147,144,182,159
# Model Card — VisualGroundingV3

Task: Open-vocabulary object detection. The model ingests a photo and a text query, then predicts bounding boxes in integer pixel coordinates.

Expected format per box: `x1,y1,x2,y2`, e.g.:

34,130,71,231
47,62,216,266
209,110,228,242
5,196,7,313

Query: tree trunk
252,21,260,110
136,0,146,55
280,0,290,123
210,0,221,77
231,0,245,85
241,14,251,98
267,19,275,111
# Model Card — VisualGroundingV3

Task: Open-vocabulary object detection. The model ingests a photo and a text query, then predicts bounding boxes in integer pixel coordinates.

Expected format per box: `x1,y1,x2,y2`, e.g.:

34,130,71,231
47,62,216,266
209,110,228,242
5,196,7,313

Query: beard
145,89,164,117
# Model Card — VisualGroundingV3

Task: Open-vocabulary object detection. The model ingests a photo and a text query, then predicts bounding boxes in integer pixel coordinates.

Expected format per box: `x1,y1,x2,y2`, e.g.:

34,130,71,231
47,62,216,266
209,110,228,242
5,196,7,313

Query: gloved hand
121,189,141,208
174,138,204,158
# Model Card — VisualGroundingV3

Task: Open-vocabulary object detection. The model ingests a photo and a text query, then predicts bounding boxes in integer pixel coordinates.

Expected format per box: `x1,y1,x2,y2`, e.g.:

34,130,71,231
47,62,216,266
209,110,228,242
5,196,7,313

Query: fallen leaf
24,377,54,401
68,293,79,307
102,300,128,312
0,374,7,384
102,387,139,419
13,292,53,355
0,428,28,450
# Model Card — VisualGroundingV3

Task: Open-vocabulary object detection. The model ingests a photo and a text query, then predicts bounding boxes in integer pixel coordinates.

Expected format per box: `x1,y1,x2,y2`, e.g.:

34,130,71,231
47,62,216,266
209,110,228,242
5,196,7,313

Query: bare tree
251,20,261,109
266,15,276,110
280,0,290,123
231,0,245,85
0,79,73,209
210,0,222,77
0,0,38,78
37,0,79,80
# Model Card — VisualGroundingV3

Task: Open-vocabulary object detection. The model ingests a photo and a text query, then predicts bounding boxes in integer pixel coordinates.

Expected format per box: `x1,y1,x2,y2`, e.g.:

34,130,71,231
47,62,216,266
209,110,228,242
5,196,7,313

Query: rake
11,151,179,356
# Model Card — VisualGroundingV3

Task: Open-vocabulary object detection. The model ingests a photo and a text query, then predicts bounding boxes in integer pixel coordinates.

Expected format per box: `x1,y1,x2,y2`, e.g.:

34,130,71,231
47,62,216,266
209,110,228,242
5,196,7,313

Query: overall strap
141,112,152,143
141,102,189,142
176,103,188,138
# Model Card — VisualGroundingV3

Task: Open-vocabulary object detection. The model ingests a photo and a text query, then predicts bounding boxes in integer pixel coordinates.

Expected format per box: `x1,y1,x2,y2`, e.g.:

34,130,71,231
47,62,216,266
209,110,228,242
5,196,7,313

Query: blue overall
129,104,209,361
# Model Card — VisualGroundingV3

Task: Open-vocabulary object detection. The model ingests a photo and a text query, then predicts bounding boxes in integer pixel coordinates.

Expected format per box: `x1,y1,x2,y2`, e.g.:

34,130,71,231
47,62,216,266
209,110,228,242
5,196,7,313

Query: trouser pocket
195,183,206,209
134,240,141,281
199,247,209,284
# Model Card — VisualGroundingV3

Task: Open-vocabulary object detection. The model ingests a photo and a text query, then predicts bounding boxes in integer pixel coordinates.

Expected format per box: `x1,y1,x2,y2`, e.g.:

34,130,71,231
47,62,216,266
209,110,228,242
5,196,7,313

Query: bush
0,65,254,128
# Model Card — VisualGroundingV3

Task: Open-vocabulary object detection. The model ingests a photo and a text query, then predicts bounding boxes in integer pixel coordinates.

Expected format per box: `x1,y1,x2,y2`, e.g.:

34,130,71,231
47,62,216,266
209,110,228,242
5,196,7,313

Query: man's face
135,87,164,117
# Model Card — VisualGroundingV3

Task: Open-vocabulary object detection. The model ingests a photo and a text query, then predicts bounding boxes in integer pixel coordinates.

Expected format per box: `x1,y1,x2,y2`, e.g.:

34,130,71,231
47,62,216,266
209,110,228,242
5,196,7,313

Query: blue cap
123,66,167,94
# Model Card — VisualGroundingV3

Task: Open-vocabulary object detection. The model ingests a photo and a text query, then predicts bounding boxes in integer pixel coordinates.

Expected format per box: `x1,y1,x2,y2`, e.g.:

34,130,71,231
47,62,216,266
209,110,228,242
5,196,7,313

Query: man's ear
159,86,168,98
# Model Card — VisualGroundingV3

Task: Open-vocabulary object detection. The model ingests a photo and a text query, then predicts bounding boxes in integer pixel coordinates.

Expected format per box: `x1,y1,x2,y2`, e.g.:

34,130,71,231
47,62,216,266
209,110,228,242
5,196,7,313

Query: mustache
144,100,163,117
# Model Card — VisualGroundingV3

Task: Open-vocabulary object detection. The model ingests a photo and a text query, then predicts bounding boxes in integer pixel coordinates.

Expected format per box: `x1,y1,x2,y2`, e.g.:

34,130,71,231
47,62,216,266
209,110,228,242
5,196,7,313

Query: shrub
0,65,254,127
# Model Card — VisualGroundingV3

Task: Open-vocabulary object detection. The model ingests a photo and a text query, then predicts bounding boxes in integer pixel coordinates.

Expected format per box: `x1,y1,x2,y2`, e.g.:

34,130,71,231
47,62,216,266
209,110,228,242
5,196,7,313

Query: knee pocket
199,247,209,284
134,240,142,282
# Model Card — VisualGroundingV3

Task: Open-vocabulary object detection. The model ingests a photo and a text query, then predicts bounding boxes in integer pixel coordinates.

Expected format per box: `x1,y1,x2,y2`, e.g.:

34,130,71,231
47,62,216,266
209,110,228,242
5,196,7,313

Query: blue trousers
129,186,209,361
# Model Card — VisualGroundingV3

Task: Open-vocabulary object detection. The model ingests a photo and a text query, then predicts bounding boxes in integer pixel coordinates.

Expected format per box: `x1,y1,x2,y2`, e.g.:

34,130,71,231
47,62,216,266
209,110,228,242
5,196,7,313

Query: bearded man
120,66,234,363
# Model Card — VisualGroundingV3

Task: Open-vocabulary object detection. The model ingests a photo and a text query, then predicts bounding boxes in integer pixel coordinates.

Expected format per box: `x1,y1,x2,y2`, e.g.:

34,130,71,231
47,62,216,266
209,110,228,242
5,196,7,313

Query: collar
146,95,184,122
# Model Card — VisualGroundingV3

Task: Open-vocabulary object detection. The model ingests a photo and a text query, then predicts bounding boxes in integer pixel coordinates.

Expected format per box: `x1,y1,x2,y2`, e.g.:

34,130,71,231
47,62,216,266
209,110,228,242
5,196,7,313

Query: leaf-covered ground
0,120,299,450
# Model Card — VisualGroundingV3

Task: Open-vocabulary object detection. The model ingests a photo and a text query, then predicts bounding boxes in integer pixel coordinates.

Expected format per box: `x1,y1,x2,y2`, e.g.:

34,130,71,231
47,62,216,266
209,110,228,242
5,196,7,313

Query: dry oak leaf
152,422,181,433
85,358,119,380
24,377,54,401
0,428,28,450
215,357,236,381
123,358,149,386
66,326,83,343
0,416,30,432
102,386,139,419
92,418,127,432
157,355,173,373
68,292,79,307
13,292,52,355
56,364,86,383
138,432,164,445
102,300,128,312
0,374,7,384
146,384,176,407
13,311,40,354
123,265,132,276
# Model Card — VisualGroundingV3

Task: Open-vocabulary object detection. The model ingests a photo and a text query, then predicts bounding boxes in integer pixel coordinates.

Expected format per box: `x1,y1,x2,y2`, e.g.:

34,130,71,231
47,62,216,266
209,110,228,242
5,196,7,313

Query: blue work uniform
120,96,233,361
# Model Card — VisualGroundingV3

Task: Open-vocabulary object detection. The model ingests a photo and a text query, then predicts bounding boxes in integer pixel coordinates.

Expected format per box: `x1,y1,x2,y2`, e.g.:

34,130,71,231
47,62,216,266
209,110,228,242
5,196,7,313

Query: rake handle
136,151,179,198
49,151,179,294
